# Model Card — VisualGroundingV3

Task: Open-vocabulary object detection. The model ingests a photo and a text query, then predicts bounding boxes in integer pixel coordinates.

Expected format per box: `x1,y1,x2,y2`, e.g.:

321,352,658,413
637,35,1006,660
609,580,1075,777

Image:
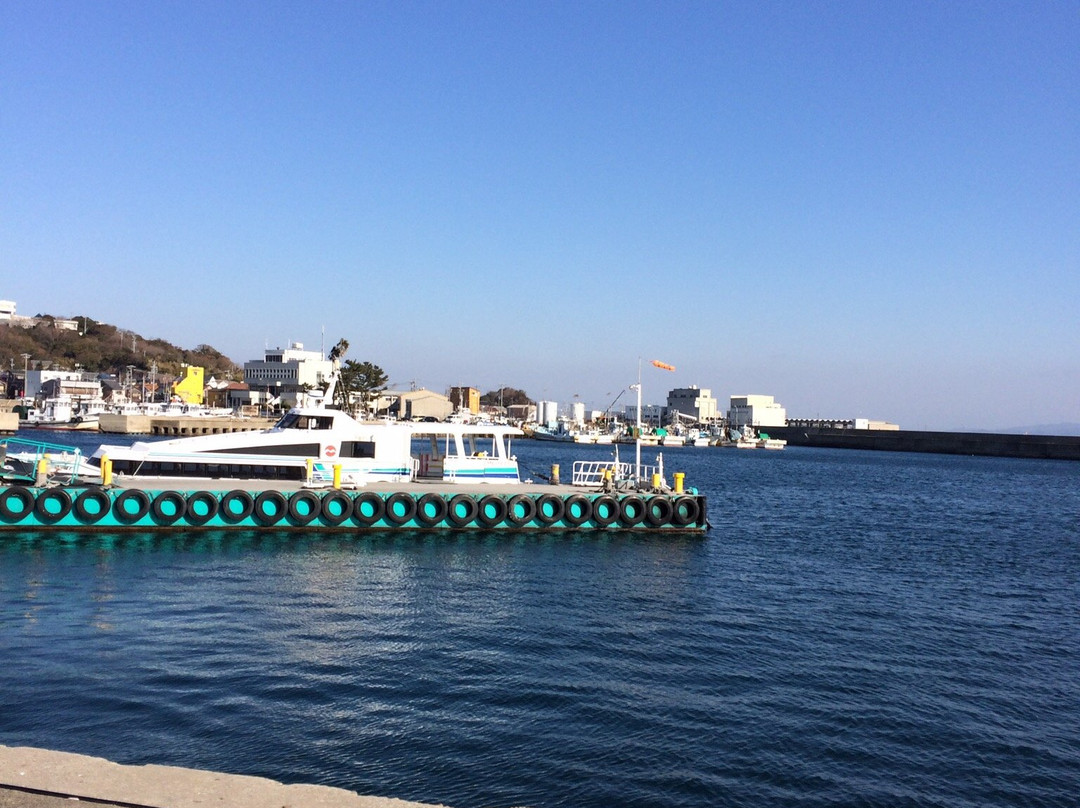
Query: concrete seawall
763,426,1080,461
0,746,447,808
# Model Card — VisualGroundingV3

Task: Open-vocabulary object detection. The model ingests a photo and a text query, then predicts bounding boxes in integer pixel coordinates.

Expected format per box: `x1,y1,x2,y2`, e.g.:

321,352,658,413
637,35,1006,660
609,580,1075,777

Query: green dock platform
0,479,707,532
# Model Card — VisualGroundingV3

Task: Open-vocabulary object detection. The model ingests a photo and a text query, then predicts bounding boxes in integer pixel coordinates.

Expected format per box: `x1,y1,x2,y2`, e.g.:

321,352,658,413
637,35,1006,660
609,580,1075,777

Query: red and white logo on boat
324,445,337,458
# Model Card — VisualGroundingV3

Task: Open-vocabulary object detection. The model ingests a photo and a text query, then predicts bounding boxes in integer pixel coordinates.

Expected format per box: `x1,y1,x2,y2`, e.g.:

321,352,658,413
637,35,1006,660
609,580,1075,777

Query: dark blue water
2,431,1079,807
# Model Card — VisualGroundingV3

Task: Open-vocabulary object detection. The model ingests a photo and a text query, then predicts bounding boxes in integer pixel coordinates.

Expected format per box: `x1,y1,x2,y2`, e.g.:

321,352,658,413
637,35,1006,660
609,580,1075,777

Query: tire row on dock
0,486,706,531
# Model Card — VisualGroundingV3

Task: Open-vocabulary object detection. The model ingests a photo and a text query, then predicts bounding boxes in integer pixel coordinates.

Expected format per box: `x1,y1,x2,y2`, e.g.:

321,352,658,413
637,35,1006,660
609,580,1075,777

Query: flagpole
635,358,642,483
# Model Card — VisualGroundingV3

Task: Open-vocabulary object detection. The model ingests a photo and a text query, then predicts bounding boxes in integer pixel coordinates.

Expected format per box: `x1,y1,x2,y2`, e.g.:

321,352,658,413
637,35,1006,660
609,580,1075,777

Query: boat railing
0,438,85,484
571,459,663,488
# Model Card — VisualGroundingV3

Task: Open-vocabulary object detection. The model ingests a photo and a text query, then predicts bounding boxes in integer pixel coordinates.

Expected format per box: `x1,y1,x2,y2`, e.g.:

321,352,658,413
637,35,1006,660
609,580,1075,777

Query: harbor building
378,388,454,421
448,386,480,414
623,403,665,428
243,343,333,409
172,366,205,405
24,369,101,400
507,403,536,424
666,386,718,423
728,395,787,429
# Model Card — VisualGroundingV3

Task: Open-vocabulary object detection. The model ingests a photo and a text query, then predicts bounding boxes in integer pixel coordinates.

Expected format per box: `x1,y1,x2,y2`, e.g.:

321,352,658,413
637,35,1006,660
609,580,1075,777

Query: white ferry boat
89,368,522,485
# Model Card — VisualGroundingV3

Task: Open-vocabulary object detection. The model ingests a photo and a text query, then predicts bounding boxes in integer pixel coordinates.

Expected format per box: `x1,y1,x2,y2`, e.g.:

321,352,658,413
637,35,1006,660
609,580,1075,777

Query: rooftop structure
728,394,787,428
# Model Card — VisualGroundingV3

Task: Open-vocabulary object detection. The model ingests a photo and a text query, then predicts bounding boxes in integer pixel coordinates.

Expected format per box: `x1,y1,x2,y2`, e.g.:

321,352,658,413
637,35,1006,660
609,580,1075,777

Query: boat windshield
276,412,336,431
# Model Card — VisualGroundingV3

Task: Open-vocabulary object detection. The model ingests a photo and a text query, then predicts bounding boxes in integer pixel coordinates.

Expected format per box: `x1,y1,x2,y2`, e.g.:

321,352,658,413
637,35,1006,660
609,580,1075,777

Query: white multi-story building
243,343,333,407
25,369,101,400
666,386,718,422
623,403,665,427
728,395,787,428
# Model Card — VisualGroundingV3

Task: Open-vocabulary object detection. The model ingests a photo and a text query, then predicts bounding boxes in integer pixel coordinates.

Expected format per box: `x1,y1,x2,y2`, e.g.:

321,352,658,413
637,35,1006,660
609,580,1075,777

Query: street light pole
21,353,30,398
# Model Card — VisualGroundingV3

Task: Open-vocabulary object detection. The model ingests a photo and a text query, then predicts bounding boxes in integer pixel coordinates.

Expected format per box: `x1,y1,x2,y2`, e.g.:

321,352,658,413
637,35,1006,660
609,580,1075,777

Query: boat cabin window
277,413,335,430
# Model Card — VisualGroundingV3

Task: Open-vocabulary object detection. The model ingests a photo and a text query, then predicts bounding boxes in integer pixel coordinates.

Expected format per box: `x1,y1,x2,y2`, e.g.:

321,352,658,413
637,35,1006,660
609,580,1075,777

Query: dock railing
0,438,85,484
571,459,665,489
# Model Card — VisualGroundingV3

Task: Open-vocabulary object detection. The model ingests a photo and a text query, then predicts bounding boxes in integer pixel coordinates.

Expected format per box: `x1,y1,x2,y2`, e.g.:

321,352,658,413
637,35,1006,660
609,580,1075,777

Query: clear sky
2,1,1077,430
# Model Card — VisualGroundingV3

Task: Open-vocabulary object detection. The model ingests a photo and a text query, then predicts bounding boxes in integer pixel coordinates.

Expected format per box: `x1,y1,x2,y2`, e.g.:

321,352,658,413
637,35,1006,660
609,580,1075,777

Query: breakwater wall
764,426,1080,461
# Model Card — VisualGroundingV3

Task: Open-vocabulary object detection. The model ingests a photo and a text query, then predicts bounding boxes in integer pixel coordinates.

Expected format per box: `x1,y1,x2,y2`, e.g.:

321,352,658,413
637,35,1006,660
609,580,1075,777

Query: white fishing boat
22,395,106,431
89,364,522,485
735,424,760,449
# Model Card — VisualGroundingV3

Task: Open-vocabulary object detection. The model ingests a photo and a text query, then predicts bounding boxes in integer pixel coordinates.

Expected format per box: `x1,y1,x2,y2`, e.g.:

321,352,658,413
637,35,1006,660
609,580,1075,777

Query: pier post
101,456,112,486
305,458,314,485
674,472,684,494
551,464,560,485
333,464,342,489
35,457,49,486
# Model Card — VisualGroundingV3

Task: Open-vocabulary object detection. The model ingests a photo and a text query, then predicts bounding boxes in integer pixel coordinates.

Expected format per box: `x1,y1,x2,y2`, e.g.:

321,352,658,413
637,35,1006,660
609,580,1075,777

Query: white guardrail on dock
571,458,665,488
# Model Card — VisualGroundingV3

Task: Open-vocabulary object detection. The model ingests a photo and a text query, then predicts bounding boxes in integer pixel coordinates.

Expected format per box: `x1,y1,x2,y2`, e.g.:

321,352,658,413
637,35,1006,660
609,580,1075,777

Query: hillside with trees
0,315,239,381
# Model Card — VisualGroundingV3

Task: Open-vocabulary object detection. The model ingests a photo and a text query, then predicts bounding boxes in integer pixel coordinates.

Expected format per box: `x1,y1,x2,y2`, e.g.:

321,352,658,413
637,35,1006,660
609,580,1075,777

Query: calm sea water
2,431,1078,808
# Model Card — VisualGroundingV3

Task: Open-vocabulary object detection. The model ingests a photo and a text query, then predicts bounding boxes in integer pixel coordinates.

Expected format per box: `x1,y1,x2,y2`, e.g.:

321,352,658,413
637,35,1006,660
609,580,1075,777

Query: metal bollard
551,464,560,485
674,472,685,494
305,458,314,484
333,463,342,489
651,472,661,491
36,457,49,487
101,455,112,486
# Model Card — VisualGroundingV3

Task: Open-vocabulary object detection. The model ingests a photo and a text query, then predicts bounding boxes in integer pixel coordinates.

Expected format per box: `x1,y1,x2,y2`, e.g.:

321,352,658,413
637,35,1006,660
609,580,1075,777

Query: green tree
336,360,388,417
480,387,531,407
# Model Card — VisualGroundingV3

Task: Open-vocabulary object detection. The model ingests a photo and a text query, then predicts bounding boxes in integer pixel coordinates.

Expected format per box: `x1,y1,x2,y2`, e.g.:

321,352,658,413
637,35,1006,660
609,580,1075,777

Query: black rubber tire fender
33,488,72,524
476,495,508,528
113,489,152,524
319,491,353,526
0,486,35,522
617,495,646,528
446,494,479,527
72,487,111,525
590,495,619,527
219,490,255,524
534,494,565,526
253,490,288,526
505,494,537,528
351,492,385,527
414,493,448,527
184,491,219,526
150,490,186,525
670,496,700,527
287,490,321,525
561,494,592,527
645,496,674,527
383,492,417,526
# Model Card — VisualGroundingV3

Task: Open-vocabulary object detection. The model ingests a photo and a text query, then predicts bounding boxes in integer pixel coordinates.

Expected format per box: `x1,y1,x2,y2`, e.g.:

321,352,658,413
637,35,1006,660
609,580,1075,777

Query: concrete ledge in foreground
0,746,449,808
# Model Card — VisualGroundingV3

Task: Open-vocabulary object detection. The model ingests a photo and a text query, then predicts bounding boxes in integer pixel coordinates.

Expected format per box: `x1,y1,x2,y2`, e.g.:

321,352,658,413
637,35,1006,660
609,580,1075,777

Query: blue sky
2,1,1077,430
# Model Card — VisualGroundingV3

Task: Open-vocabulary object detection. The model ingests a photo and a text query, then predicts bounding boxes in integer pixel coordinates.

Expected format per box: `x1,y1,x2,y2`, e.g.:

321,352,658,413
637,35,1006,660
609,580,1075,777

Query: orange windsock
651,360,676,372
